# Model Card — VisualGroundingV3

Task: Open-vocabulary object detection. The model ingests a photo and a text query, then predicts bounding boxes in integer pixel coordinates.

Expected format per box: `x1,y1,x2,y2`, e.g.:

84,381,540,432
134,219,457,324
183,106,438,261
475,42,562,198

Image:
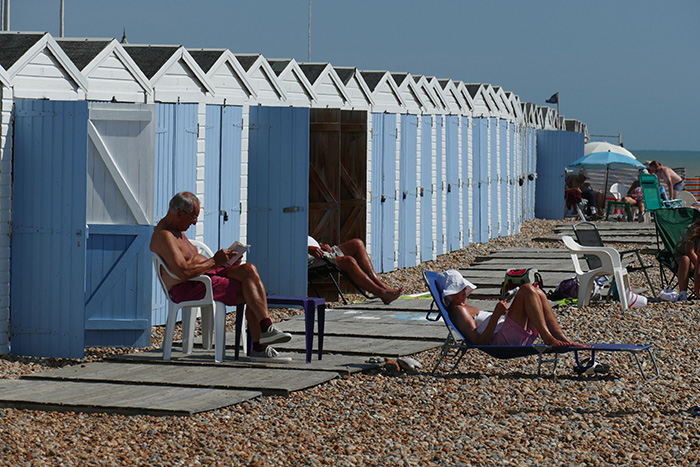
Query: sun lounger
423,270,659,381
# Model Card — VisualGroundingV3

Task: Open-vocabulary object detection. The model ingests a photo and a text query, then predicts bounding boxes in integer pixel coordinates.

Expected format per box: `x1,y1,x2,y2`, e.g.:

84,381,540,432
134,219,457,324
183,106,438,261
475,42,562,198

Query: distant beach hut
295,63,373,299
188,48,255,257
535,104,586,219
391,72,425,268
465,84,490,243
360,70,405,272
232,54,311,297
411,74,441,262
123,44,215,325
452,80,476,247
1,32,162,356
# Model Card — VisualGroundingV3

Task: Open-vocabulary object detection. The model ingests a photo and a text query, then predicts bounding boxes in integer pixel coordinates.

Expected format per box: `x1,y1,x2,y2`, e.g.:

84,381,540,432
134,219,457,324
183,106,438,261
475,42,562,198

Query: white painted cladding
0,84,11,354
11,49,84,100
82,53,150,103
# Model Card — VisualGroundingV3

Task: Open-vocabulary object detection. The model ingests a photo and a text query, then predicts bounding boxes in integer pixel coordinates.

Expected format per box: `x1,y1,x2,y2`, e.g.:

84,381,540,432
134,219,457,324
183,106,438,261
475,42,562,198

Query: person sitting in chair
674,219,700,302
308,236,403,304
151,192,293,362
438,269,588,347
621,181,645,221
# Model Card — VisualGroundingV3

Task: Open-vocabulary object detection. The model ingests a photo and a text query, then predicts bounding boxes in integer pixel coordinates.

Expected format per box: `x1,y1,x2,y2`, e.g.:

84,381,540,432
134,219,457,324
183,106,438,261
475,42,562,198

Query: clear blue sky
6,0,700,151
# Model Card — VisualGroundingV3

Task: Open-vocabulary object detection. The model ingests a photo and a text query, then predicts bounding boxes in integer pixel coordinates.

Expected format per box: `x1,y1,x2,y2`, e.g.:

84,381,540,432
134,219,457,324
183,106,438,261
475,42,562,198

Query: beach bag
500,268,543,299
547,276,579,300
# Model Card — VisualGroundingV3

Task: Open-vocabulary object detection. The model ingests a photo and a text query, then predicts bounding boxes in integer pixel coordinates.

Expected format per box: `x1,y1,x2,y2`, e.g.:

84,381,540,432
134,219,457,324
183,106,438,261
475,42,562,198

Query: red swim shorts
168,267,240,306
490,316,538,346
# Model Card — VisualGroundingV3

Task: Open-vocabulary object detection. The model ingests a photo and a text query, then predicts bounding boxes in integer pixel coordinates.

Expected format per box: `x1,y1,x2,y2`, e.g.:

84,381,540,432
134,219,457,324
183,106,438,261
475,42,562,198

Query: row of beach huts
0,31,586,358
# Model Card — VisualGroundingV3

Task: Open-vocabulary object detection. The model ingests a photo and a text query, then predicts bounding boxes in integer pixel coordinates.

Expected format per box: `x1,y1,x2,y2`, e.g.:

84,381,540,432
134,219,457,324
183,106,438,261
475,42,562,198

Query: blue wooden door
499,119,508,236
152,103,198,326
370,113,397,273
398,114,418,268
204,105,243,250
84,103,155,348
247,106,309,296
490,118,499,239
434,115,445,255
445,115,460,251
477,118,489,242
420,115,434,261
11,100,88,358
461,116,471,246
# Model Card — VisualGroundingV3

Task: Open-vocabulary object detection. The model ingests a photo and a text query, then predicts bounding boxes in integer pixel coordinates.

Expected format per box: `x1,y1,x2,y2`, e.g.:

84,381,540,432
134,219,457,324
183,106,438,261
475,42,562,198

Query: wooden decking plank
0,380,260,416
113,350,375,375
24,362,338,396
273,335,442,357
280,319,446,340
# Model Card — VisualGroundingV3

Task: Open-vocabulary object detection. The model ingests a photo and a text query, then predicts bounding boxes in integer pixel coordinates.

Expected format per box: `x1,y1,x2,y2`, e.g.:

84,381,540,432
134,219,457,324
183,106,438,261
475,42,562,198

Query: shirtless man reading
150,192,293,362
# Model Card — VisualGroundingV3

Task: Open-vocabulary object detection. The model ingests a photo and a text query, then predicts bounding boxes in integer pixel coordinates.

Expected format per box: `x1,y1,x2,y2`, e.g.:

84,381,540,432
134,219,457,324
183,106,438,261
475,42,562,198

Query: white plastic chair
609,183,626,201
562,235,632,310
152,241,233,363
676,191,697,208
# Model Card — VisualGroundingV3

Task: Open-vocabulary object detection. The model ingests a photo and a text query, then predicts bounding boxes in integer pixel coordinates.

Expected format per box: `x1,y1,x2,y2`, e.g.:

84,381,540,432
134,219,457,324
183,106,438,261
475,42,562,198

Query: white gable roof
299,63,352,109
267,58,316,107
123,44,214,103
0,65,9,87
465,83,496,117
334,67,373,110
189,48,256,105
411,75,440,114
57,38,152,103
360,70,405,113
438,79,468,116
454,81,475,115
235,54,286,106
391,72,426,114
427,77,449,114
0,32,87,100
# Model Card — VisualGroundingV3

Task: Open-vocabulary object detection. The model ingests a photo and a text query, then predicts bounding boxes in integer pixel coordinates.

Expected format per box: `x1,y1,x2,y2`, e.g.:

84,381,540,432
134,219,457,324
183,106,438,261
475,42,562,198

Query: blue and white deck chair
423,270,659,381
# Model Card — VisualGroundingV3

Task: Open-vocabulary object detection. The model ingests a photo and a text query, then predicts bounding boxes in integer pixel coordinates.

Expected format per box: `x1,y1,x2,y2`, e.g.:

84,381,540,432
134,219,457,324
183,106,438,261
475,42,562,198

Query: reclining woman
438,270,588,347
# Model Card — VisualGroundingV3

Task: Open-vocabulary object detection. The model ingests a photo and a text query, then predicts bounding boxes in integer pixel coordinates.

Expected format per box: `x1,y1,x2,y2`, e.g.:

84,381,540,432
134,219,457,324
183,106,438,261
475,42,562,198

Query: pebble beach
1,219,699,466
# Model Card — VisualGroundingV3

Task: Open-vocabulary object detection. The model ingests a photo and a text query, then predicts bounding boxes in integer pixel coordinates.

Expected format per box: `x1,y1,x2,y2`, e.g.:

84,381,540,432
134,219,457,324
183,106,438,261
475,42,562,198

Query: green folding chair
639,173,682,211
652,208,700,293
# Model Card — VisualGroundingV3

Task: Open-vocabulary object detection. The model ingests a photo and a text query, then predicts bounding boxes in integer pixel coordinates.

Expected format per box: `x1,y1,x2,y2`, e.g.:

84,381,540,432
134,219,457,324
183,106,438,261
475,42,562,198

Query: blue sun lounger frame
423,271,659,381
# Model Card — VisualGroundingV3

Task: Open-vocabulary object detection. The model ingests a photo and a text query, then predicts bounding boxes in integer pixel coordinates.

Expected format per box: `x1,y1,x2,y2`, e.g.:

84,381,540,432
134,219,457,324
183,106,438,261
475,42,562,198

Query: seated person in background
674,219,700,302
621,180,645,221
565,171,598,217
308,236,404,304
648,160,684,200
438,269,587,347
151,191,292,363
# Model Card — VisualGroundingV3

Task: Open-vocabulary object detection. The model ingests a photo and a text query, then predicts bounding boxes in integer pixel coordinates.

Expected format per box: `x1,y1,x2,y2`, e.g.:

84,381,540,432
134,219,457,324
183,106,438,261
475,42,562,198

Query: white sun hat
437,269,477,303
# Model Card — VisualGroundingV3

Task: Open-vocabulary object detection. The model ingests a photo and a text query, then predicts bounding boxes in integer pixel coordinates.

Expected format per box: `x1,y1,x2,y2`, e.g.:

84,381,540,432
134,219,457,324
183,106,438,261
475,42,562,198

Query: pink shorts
169,267,240,306
491,316,538,346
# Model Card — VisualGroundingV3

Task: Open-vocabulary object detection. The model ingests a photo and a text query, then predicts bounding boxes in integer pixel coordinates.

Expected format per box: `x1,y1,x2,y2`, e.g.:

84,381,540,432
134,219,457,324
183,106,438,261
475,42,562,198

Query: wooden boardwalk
0,222,658,415
0,307,444,416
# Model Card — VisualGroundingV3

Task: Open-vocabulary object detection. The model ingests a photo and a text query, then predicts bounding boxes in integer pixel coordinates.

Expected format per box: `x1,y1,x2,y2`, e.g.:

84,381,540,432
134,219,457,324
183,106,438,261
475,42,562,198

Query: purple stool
235,295,325,363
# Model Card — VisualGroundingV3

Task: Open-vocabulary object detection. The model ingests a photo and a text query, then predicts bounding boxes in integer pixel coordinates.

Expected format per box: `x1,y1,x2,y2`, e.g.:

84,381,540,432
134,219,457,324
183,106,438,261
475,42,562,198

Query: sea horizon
630,149,700,178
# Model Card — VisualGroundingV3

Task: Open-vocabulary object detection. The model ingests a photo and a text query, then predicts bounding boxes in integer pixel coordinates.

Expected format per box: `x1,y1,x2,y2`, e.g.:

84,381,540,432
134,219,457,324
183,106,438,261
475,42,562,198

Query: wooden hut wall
419,113,435,262
0,78,12,354
535,129,585,219
461,115,473,247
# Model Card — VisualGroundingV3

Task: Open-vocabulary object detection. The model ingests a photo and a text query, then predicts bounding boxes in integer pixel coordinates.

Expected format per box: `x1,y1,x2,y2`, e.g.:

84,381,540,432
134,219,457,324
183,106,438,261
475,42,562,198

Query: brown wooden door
309,109,367,246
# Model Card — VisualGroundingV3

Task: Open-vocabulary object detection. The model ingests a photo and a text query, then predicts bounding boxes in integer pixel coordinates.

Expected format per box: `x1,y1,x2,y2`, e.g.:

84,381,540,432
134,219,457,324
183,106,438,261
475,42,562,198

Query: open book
223,241,249,268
